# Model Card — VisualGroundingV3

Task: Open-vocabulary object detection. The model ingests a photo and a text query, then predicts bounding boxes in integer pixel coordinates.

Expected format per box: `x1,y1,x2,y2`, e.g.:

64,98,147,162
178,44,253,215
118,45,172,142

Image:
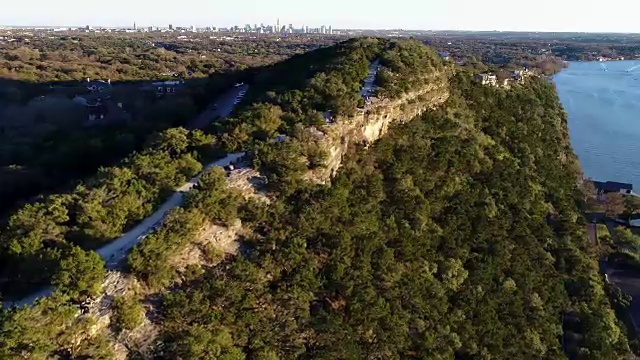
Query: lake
555,60,640,188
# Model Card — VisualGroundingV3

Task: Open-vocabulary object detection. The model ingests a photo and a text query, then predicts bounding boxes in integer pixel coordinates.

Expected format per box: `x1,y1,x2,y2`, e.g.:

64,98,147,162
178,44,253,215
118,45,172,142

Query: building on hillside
75,79,112,107
85,79,112,93
142,80,186,97
512,68,532,84
73,79,130,124
593,180,634,197
474,73,497,86
438,51,450,61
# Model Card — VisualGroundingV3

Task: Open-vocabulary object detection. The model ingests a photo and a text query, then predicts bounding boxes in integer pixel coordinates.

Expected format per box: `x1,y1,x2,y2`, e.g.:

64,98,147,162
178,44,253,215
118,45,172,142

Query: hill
0,39,630,359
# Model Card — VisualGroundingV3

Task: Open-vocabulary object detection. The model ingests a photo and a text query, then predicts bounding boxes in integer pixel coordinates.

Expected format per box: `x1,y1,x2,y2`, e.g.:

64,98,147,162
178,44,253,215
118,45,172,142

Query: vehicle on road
234,82,244,87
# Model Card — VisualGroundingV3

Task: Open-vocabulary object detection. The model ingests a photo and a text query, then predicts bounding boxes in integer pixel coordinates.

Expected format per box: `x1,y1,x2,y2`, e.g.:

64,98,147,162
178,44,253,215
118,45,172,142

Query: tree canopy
0,39,629,360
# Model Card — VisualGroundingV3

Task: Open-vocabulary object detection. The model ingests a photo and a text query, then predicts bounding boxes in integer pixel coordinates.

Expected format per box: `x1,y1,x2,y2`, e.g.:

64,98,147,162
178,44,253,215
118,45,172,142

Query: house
143,80,186,97
73,79,130,124
512,68,532,84
474,73,497,86
74,79,113,119
593,180,634,197
85,79,112,94
438,51,451,61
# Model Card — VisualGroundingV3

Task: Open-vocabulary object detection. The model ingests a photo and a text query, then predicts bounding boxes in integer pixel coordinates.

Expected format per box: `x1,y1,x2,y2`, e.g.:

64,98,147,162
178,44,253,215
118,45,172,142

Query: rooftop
593,180,633,192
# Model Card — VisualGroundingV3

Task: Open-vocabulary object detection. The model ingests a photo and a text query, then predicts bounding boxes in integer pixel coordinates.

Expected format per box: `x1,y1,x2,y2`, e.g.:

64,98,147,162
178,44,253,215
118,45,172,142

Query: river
555,60,640,188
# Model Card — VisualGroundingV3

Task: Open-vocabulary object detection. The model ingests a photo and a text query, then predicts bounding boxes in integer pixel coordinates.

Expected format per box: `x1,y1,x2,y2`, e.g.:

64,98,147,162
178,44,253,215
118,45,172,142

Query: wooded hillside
0,40,628,360
156,75,629,358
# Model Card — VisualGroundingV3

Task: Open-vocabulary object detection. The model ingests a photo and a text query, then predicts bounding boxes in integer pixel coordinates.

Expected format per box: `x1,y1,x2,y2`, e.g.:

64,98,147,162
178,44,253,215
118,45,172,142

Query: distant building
593,181,634,196
73,79,130,124
474,73,497,86
85,79,112,94
512,68,532,84
143,80,186,97
438,51,450,61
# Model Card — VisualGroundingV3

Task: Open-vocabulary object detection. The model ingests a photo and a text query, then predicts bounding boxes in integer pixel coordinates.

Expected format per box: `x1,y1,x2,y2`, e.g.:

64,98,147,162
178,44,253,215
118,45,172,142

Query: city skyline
3,0,640,33
20,20,337,36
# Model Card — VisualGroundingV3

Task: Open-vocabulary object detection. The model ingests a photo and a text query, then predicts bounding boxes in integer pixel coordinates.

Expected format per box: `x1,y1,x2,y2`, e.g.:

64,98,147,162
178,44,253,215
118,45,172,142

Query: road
98,152,245,268
4,86,248,308
360,60,380,98
187,84,248,130
607,268,640,332
9,69,378,308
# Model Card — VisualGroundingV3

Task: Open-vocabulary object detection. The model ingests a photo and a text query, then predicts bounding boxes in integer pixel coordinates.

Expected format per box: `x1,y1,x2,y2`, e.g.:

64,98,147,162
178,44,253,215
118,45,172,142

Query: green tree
52,246,105,300
611,227,640,250
169,325,245,360
186,168,243,225
153,127,191,157
605,193,626,217
0,295,77,359
111,295,144,332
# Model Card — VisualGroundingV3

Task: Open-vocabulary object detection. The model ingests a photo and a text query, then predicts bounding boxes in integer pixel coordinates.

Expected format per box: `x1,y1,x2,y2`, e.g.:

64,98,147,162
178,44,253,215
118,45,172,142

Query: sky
2,0,640,32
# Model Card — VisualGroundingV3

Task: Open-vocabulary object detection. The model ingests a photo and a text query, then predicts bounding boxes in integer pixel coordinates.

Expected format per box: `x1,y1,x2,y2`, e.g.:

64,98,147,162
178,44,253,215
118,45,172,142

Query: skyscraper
328,26,332,34
133,22,137,30
320,25,326,34
169,24,173,31
277,18,280,33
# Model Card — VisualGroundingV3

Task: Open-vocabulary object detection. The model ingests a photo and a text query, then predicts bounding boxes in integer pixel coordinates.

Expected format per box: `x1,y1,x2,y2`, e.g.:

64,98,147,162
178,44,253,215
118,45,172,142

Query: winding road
4,85,249,308
8,63,378,308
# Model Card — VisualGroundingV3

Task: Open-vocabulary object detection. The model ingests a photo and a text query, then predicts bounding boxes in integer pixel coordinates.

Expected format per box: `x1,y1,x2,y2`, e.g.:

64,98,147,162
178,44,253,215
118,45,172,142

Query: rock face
310,73,451,183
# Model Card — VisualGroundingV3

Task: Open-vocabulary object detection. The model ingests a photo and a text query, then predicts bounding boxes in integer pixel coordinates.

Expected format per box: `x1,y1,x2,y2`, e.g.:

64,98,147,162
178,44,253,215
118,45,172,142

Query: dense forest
0,38,631,359
422,36,567,75
0,33,338,81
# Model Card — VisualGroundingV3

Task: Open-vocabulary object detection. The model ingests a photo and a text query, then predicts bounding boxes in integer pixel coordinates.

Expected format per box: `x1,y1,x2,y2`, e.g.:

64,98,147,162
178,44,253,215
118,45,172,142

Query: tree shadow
0,67,262,219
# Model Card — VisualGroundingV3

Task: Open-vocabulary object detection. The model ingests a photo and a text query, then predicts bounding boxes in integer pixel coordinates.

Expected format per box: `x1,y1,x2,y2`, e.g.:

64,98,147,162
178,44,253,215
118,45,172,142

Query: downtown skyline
3,0,640,33
2,19,337,36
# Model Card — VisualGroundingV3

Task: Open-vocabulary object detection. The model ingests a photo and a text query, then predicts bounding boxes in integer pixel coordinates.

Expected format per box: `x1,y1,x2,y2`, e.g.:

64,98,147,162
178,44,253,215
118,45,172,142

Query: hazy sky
2,0,639,32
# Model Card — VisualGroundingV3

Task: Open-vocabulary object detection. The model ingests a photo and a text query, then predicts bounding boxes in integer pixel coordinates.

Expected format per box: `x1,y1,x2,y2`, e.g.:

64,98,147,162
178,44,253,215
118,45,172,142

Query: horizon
3,24,640,36
4,0,640,33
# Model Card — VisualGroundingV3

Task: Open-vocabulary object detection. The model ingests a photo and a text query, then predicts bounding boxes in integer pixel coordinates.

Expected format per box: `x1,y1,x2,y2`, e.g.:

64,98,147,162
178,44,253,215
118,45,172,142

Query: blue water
555,60,640,188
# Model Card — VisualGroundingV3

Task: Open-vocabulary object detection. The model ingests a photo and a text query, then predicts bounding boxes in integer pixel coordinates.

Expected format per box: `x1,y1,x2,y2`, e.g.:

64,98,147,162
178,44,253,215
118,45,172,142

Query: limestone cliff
309,72,451,183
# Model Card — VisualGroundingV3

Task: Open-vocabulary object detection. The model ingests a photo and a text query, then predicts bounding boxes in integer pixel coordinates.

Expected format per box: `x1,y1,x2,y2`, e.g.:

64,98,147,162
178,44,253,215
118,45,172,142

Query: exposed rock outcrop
309,73,450,183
